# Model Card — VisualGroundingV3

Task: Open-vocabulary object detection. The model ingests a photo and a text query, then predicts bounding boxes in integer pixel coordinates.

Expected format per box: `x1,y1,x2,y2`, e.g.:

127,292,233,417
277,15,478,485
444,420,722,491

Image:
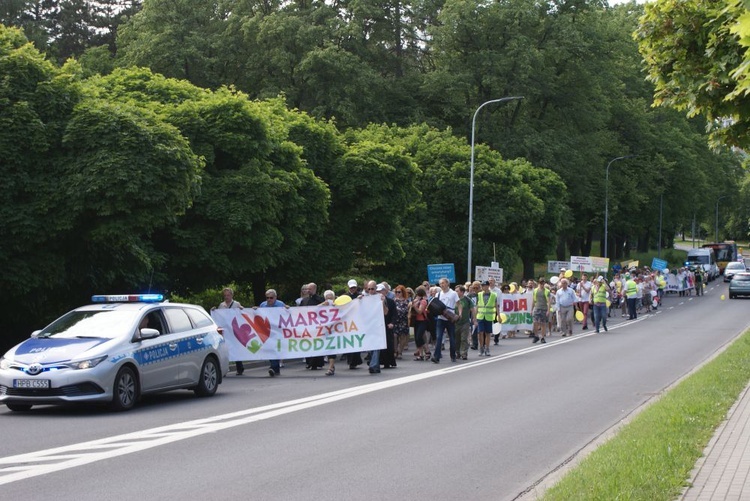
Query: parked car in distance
724,261,748,282
729,273,750,299
0,294,229,412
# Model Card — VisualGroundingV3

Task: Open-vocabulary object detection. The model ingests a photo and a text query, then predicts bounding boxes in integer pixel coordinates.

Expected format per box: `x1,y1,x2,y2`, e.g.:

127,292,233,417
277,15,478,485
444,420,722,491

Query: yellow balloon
500,313,508,323
509,284,516,293
575,310,584,322
564,270,573,278
720,294,726,301
606,300,612,308
333,295,352,306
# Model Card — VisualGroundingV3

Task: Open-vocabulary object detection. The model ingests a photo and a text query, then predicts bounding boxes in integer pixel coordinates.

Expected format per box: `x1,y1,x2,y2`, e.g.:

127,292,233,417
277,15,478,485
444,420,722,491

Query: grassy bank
540,329,750,500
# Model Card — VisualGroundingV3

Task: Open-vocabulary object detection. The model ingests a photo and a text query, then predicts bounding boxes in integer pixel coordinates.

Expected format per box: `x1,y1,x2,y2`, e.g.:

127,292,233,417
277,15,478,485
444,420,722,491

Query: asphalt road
1,281,748,501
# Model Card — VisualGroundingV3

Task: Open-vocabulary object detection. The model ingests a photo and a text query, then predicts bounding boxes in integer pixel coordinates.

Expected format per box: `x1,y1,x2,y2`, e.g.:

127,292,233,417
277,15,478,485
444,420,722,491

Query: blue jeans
593,303,608,331
368,350,380,370
434,319,456,361
269,360,280,374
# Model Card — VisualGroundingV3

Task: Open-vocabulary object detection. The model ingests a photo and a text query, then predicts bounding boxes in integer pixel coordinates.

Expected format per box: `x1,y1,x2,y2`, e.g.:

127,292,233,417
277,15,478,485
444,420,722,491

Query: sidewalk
681,382,750,500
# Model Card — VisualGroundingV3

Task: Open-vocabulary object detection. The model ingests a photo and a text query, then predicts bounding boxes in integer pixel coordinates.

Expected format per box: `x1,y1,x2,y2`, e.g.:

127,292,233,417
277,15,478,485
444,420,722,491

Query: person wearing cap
531,278,550,343
344,280,364,369
475,280,498,356
591,276,610,333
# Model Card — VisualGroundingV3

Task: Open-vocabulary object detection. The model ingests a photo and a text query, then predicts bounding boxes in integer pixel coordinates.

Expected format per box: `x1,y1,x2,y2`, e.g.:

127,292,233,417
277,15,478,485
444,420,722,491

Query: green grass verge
540,329,750,501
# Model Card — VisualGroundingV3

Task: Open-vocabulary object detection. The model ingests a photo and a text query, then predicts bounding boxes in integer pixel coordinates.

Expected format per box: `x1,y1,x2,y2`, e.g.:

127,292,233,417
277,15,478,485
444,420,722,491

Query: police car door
162,307,204,385
135,309,180,391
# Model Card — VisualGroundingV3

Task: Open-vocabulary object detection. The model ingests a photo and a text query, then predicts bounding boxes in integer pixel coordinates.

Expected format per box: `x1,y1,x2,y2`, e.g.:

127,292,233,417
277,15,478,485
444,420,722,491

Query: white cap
596,275,604,282
376,284,386,292
347,279,357,288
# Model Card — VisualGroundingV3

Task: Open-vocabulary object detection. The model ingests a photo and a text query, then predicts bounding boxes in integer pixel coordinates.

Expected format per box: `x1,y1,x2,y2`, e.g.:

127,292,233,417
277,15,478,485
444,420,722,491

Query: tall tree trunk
556,235,566,261
523,255,535,281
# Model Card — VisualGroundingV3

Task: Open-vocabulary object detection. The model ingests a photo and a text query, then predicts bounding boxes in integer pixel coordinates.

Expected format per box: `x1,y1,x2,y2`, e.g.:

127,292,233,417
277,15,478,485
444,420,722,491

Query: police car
0,295,229,412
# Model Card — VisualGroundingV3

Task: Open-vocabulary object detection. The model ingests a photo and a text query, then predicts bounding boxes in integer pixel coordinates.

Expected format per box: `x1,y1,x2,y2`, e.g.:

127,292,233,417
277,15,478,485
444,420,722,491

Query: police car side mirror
30,330,42,338
139,328,160,340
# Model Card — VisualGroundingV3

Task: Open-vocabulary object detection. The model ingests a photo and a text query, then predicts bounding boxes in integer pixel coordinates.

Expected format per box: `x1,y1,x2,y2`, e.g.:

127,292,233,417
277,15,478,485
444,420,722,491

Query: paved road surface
1,281,747,500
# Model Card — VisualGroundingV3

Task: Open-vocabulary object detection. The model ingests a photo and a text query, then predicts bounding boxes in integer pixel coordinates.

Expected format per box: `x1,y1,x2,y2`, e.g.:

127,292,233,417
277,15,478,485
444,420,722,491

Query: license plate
14,379,51,389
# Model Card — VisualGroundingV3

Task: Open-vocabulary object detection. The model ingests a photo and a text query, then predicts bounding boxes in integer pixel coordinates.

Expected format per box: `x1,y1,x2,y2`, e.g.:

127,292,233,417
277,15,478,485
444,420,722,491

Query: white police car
0,295,229,412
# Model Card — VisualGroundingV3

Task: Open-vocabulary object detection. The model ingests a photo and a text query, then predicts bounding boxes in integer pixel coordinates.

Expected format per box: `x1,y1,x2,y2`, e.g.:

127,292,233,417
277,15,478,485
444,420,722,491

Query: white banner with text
212,295,386,361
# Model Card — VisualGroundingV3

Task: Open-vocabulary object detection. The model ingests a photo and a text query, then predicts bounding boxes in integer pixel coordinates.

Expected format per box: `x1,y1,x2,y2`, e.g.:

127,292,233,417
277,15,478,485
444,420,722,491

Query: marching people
301,283,325,370
212,287,245,375
455,285,475,360
624,273,638,320
576,273,592,330
531,278,550,343
378,283,398,369
475,280,498,355
393,285,410,359
411,286,430,361
345,280,364,369
320,290,338,376
591,276,610,333
555,279,576,337
431,277,459,363
256,289,288,377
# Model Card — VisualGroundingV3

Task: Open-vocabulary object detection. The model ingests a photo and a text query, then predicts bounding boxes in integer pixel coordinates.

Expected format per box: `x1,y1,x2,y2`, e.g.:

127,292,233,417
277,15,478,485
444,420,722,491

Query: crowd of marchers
214,265,707,377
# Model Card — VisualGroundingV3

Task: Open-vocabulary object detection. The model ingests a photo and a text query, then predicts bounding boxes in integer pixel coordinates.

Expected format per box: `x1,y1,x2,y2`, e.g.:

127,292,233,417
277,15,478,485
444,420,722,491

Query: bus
701,241,738,274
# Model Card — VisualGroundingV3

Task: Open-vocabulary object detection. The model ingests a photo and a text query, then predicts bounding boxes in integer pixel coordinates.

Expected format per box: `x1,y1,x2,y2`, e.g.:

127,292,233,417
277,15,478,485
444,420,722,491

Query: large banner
212,295,386,361
499,292,533,332
666,272,694,292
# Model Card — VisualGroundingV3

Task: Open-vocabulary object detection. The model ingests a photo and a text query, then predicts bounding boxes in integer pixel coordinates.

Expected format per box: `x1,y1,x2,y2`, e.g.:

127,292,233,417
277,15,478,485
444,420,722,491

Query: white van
687,248,719,281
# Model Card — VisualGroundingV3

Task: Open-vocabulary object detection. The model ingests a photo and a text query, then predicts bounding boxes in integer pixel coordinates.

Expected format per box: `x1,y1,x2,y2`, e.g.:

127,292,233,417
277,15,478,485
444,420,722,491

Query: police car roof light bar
91,294,164,303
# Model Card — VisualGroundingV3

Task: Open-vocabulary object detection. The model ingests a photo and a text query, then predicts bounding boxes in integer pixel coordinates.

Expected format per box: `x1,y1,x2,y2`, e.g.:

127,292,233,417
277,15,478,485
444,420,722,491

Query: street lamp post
467,96,523,283
658,193,663,258
604,155,636,259
715,195,728,243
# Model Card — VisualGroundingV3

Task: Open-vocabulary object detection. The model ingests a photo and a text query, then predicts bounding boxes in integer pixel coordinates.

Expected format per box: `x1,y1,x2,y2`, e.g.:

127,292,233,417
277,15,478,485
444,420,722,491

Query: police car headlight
65,356,108,370
0,357,11,370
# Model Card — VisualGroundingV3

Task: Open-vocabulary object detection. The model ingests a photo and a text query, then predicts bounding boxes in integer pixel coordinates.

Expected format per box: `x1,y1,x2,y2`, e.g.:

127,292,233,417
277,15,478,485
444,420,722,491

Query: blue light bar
91,294,164,303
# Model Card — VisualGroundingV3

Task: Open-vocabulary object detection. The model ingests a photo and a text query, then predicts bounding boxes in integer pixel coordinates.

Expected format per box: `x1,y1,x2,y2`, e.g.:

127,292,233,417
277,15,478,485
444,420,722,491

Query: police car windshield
687,256,709,265
39,311,136,339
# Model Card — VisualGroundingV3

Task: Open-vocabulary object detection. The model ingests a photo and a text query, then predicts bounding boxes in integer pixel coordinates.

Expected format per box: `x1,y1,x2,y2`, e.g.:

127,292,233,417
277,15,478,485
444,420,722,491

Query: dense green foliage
1,0,747,349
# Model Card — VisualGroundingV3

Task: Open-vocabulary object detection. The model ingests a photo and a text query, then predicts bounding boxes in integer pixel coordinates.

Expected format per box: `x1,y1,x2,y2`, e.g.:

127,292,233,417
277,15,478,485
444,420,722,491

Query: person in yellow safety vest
624,273,638,320
475,280,499,356
531,278,550,343
592,276,611,333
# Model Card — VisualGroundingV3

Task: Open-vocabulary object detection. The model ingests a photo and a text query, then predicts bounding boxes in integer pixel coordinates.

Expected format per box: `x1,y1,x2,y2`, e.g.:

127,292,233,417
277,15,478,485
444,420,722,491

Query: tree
636,0,750,148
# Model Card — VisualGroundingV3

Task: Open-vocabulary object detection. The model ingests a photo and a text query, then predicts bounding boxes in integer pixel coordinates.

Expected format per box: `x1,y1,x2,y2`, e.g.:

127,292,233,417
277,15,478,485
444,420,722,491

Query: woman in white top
577,274,592,330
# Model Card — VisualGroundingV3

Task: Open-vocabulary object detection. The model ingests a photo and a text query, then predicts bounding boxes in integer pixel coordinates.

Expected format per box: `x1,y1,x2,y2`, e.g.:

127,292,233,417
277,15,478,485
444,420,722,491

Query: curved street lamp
604,155,636,258
467,96,524,283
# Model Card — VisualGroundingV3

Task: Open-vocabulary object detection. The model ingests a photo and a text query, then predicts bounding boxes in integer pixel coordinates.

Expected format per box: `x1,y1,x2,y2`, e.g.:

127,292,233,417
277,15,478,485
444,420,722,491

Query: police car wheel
7,403,32,412
194,356,219,397
110,366,139,411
